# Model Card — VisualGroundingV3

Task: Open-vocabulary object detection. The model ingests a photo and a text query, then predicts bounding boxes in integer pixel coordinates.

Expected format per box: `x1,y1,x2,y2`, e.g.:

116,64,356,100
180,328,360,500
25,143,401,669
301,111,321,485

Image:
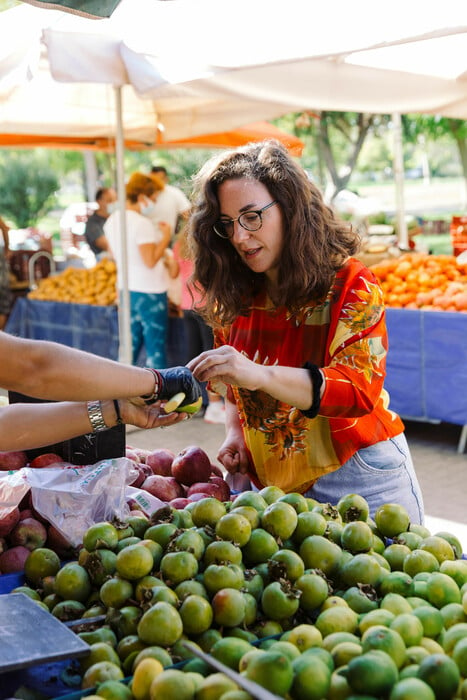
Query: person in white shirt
149,165,191,240
104,172,172,368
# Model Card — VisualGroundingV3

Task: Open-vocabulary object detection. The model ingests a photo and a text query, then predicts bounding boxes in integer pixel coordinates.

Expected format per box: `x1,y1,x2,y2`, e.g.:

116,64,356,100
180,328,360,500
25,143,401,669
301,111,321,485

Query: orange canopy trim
155,121,305,157
0,134,153,151
0,122,304,156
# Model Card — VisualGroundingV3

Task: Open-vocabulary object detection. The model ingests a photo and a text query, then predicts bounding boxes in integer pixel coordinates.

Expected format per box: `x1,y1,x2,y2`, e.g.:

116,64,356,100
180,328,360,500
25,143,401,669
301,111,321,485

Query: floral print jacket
214,257,404,493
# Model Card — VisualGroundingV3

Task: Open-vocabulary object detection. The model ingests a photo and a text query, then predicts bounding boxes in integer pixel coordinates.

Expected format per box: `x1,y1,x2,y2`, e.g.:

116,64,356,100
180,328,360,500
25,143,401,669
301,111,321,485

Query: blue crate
0,571,25,593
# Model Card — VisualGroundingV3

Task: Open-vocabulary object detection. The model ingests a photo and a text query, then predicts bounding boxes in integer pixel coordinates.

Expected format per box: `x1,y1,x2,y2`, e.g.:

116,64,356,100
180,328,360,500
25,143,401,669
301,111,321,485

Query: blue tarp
6,297,119,360
385,308,467,427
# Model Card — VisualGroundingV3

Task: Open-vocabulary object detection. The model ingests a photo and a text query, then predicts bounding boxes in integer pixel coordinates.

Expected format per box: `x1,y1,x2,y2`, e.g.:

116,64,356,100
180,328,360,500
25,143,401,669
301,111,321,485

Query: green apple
176,396,203,415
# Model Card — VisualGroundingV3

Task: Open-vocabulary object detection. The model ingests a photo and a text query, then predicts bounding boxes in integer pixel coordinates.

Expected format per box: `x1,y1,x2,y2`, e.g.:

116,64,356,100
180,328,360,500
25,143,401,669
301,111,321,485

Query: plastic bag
24,457,134,547
225,471,252,494
0,469,30,519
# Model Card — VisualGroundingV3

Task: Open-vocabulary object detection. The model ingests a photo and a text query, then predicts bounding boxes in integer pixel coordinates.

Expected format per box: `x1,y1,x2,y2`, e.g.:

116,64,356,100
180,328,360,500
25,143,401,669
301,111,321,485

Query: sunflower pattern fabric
214,257,404,493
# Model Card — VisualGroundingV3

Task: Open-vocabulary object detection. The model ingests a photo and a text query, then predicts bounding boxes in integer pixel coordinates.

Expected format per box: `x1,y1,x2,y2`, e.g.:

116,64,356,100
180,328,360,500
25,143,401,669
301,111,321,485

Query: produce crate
450,215,467,256
0,571,25,594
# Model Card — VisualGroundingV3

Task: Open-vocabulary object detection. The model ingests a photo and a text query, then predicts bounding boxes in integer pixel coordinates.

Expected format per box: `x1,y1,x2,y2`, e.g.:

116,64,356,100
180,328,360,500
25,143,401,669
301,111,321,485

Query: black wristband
301,363,323,419
113,399,124,425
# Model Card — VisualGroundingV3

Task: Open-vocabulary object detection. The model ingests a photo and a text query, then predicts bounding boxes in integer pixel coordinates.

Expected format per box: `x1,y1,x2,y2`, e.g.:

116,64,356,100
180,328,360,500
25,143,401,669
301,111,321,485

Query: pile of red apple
0,444,231,575
0,449,77,574
126,444,231,508
0,493,76,576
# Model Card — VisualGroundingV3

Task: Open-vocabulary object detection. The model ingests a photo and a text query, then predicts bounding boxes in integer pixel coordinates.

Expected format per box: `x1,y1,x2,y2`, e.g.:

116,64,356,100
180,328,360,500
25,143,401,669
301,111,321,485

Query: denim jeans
306,433,425,525
130,290,168,369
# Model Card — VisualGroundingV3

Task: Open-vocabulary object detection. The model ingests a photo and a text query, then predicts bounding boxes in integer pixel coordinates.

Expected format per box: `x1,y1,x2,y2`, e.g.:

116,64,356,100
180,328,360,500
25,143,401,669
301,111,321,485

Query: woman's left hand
187,345,264,392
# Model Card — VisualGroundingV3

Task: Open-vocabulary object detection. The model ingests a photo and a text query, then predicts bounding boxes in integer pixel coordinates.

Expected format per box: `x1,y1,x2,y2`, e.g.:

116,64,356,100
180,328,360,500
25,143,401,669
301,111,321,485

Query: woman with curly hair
187,139,424,523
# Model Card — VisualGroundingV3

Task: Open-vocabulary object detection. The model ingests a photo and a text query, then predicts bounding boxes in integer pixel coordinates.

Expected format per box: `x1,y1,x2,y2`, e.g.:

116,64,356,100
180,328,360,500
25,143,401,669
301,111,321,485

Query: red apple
18,509,34,521
9,517,47,551
132,448,151,463
169,497,192,509
46,524,77,559
0,507,21,537
171,445,211,486
188,492,209,502
142,474,185,502
0,451,28,470
125,447,140,463
29,452,63,468
18,491,32,511
129,463,152,488
146,448,176,476
187,481,225,501
210,464,224,478
0,545,30,573
209,476,231,502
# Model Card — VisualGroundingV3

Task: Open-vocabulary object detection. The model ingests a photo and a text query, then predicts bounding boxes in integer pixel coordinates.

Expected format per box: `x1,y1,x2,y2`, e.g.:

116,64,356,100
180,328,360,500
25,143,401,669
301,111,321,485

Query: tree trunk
83,151,99,202
318,112,374,200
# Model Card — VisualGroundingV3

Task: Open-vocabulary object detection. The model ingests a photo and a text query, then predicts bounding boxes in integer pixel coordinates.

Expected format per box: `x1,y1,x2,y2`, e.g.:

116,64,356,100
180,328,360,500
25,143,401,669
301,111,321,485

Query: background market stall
2,0,467,440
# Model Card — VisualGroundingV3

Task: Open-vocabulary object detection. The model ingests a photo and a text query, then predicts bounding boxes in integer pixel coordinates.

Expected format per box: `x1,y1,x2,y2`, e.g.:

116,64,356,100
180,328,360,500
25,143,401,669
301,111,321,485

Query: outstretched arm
0,398,185,452
0,333,158,401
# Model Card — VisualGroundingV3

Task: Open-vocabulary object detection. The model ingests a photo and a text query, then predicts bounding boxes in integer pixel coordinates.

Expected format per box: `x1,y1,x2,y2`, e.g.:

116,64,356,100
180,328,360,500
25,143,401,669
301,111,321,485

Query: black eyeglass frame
213,200,278,239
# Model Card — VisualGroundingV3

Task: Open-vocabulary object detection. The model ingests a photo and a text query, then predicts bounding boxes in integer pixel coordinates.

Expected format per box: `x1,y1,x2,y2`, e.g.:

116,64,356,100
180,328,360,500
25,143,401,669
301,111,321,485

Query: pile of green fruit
14,489,467,699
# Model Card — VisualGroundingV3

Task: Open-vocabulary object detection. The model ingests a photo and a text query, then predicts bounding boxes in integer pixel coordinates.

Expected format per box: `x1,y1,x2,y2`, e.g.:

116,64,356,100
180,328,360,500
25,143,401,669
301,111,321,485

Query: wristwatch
86,401,108,433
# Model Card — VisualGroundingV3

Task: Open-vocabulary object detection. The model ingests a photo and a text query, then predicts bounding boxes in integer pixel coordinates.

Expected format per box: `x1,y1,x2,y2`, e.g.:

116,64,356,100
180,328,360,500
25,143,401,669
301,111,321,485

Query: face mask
140,197,155,217
107,202,118,215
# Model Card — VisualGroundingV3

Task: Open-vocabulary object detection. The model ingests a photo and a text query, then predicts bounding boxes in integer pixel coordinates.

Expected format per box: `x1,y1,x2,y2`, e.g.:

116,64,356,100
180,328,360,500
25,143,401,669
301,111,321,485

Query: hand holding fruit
118,399,186,429
188,345,264,392
146,367,203,412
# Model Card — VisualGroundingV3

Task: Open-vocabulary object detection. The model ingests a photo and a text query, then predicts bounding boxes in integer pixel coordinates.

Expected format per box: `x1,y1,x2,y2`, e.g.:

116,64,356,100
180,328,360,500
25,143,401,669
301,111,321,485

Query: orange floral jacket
214,257,404,493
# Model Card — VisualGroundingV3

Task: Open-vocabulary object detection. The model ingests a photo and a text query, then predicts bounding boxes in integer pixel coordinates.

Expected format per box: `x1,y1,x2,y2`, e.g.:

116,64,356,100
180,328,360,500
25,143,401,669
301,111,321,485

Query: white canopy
4,0,467,145
42,0,467,122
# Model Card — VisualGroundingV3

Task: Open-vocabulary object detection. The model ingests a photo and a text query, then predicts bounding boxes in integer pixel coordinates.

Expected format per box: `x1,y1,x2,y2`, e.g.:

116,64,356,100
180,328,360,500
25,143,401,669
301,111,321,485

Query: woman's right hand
217,430,250,475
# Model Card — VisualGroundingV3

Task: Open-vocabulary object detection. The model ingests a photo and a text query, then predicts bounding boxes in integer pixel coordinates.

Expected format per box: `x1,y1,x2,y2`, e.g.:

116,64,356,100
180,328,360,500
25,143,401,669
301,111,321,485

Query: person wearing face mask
104,172,172,368
84,187,117,260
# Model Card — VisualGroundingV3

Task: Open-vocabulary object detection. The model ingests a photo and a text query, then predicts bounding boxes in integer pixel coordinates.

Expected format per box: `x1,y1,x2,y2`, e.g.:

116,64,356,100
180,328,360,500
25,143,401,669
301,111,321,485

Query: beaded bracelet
140,368,161,405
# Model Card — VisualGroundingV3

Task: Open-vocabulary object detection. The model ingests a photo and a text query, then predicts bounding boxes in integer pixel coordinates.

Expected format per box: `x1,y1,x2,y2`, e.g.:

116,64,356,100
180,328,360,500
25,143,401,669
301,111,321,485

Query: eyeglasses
213,200,278,239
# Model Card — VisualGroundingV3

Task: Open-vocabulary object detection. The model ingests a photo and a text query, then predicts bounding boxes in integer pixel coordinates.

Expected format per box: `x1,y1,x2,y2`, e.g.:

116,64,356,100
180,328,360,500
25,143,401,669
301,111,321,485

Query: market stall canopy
3,0,467,145
41,0,467,121
0,3,293,146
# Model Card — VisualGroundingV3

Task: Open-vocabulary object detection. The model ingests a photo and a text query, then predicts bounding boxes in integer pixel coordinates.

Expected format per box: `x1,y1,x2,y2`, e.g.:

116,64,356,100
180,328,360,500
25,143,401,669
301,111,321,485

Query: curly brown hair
187,139,360,327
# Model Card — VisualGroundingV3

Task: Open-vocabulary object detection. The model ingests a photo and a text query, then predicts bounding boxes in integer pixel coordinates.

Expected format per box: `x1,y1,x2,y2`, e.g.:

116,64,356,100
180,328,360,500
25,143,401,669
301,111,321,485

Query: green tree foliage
285,111,391,198
0,152,59,228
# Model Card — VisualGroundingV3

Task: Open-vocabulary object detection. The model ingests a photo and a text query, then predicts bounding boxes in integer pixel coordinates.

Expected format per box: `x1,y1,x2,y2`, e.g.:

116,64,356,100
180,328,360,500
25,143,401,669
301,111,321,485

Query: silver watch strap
86,400,108,432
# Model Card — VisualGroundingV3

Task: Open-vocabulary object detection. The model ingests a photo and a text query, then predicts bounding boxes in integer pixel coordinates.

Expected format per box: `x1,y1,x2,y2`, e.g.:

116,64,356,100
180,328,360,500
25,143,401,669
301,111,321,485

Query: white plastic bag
0,469,30,519
25,458,134,546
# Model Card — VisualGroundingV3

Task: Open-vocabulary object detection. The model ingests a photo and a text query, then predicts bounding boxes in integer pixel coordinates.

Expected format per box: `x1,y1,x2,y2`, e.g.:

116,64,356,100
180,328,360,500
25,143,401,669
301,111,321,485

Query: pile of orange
370,253,467,312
